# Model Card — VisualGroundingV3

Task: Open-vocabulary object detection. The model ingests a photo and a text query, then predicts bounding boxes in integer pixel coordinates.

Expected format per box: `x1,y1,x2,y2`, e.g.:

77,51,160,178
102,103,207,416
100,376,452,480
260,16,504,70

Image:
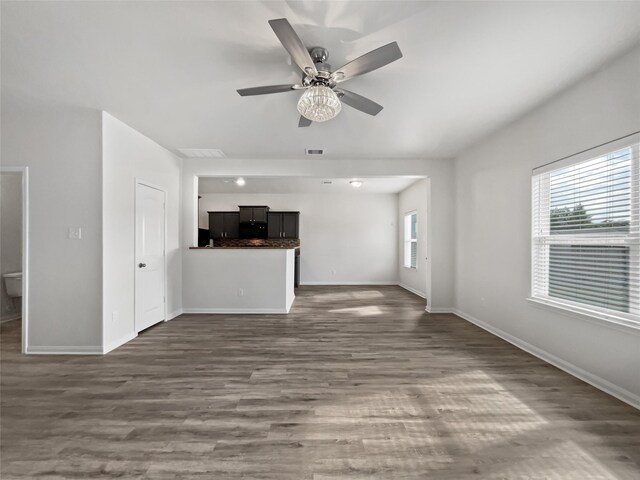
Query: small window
404,211,417,269
531,139,639,325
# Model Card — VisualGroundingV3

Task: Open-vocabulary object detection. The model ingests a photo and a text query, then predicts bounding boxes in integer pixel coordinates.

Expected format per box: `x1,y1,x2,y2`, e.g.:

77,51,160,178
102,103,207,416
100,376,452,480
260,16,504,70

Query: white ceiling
2,1,640,160
198,176,421,194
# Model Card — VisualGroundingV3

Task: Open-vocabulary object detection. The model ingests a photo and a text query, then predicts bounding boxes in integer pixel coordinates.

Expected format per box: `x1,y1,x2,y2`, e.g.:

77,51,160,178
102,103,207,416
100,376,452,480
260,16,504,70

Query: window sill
526,296,640,335
403,266,417,271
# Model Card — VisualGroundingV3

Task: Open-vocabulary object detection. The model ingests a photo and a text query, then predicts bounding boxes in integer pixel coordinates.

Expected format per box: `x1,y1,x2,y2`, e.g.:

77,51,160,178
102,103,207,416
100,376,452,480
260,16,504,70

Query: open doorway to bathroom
1,167,28,353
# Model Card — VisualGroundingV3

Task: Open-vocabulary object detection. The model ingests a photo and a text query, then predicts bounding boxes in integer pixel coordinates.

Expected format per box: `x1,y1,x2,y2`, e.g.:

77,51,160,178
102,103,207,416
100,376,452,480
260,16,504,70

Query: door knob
138,263,146,268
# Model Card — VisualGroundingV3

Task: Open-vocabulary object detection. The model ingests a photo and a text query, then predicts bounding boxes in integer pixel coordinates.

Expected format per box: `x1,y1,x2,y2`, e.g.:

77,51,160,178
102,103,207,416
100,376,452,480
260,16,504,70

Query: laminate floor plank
1,286,639,479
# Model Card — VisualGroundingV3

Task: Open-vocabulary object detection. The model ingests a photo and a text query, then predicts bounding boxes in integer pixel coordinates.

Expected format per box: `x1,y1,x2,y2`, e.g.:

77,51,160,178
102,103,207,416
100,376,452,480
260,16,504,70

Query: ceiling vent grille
178,148,226,159
305,148,324,155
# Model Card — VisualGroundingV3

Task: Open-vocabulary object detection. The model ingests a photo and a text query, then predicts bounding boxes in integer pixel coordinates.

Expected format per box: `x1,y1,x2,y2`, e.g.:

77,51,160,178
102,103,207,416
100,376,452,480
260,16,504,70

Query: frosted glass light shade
297,86,342,122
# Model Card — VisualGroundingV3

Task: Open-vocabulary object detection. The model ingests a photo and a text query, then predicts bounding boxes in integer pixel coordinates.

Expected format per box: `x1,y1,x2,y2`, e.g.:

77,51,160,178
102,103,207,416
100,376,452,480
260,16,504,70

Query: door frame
134,179,168,331
1,166,29,353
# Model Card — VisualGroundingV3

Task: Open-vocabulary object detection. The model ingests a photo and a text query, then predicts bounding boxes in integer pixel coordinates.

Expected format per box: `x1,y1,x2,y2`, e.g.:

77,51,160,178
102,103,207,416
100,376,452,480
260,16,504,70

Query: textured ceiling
2,1,640,159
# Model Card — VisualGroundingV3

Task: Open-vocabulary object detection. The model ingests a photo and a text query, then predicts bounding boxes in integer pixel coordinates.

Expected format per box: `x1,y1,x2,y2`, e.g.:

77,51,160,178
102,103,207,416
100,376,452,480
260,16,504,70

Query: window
531,138,639,326
404,211,417,269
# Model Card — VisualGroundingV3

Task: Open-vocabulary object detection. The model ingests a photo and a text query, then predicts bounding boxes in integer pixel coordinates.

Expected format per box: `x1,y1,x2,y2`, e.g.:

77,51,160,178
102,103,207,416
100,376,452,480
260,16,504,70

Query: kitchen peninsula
184,206,300,314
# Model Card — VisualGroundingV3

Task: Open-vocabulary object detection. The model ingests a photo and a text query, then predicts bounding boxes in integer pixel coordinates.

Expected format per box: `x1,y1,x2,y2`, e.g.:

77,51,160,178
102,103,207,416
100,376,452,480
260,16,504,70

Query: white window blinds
404,212,417,269
531,137,639,325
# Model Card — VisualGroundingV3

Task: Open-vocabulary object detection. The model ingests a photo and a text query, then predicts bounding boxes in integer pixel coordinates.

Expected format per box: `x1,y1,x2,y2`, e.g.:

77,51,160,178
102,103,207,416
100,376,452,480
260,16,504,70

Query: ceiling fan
237,18,403,127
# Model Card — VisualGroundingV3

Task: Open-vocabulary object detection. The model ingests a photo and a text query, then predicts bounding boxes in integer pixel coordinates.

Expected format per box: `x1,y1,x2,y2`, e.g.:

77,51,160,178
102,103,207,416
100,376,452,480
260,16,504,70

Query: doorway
0,167,28,353
134,181,166,333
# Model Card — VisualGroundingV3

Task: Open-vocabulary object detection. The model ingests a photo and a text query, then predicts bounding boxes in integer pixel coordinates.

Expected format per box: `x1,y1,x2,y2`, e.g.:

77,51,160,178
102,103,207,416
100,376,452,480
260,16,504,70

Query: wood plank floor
1,286,639,479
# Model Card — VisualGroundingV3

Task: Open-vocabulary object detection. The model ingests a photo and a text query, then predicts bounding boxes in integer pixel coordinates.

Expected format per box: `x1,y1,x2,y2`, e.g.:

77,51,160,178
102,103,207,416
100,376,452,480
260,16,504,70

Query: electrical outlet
68,227,82,240
238,288,244,297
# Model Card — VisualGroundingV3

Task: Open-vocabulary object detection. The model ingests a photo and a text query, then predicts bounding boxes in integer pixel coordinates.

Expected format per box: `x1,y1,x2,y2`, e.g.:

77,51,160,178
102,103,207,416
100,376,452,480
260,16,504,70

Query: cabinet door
267,213,282,238
252,207,268,223
209,213,225,239
239,207,253,223
223,213,240,238
282,212,299,238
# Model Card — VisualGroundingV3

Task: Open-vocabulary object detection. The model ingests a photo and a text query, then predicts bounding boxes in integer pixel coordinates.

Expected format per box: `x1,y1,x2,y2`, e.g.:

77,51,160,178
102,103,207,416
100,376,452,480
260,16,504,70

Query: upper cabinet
268,211,299,239
239,206,269,223
209,212,239,239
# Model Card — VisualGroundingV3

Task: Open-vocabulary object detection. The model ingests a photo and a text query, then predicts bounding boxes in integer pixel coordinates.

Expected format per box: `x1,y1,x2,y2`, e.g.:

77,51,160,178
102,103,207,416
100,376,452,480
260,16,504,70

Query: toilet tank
3,272,22,297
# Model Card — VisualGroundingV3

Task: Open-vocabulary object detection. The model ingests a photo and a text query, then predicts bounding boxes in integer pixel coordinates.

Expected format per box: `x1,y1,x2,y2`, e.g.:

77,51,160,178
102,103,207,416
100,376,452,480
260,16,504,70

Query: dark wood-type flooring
1,286,639,479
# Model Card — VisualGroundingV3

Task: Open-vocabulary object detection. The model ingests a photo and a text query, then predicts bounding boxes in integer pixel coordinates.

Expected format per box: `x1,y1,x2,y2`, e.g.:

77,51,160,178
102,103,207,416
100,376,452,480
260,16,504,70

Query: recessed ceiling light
350,180,363,188
236,177,246,186
177,148,226,159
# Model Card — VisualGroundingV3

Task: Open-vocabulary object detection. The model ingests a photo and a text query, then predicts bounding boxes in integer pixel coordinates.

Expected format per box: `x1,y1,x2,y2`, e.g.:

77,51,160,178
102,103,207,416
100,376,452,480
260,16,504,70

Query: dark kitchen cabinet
208,212,239,239
239,206,269,223
268,212,299,239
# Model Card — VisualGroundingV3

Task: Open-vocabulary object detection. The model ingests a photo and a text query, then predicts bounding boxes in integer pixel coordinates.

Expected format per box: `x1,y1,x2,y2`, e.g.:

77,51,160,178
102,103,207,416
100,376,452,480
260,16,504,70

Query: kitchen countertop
189,246,300,250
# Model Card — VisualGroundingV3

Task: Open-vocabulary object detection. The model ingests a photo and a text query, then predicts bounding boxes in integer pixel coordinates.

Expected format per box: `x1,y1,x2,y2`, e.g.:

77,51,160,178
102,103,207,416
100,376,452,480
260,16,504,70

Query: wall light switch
68,227,82,240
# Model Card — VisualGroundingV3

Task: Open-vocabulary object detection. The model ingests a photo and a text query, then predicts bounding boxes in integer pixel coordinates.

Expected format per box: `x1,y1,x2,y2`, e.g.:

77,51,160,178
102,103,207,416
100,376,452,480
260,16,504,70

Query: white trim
300,281,399,286
451,308,640,411
26,345,103,355
102,331,137,354
425,306,454,314
527,297,640,335
182,307,290,314
398,283,426,299
1,313,22,323
285,295,295,314
1,167,29,353
166,309,183,321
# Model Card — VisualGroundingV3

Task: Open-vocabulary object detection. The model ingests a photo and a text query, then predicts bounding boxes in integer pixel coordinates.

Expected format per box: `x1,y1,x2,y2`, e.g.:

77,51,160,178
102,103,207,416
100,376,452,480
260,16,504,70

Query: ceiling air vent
321,180,332,185
305,148,324,155
177,148,226,159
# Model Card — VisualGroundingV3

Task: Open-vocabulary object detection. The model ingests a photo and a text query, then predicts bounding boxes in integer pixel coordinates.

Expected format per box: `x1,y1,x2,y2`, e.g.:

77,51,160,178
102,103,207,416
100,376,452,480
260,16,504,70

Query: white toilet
3,272,22,297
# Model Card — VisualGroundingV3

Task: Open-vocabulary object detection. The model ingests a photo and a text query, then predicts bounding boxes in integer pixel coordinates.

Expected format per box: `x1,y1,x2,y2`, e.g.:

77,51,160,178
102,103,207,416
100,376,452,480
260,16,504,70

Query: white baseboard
398,283,426,299
102,331,137,354
166,309,183,321
452,308,640,411
182,307,290,314
425,306,454,314
285,296,295,314
26,345,104,355
1,313,21,323
300,281,399,286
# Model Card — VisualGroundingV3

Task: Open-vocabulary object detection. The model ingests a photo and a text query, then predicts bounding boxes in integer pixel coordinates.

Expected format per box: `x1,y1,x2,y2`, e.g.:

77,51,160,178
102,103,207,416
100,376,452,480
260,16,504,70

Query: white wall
183,158,455,309
1,94,103,351
199,193,398,285
0,173,23,321
398,179,430,300
454,46,640,407
102,112,182,351
183,249,294,313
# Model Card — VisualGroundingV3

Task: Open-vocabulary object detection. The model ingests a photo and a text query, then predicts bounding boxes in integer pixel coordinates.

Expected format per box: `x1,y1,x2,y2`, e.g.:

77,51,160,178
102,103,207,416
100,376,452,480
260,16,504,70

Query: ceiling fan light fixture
297,85,342,122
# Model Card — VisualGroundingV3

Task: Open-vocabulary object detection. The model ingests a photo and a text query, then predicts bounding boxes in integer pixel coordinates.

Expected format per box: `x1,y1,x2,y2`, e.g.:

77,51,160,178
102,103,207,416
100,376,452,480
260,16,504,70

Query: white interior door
135,182,166,332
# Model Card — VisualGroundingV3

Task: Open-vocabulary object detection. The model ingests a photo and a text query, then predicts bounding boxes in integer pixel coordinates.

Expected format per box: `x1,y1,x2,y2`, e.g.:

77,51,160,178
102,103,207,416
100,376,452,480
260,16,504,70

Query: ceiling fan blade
337,89,383,116
237,84,298,96
332,42,402,83
298,116,312,127
269,18,318,77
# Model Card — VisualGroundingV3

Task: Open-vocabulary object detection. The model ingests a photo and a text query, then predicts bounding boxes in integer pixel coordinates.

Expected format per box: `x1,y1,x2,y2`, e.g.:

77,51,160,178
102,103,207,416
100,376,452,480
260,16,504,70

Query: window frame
403,211,418,270
530,138,640,330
